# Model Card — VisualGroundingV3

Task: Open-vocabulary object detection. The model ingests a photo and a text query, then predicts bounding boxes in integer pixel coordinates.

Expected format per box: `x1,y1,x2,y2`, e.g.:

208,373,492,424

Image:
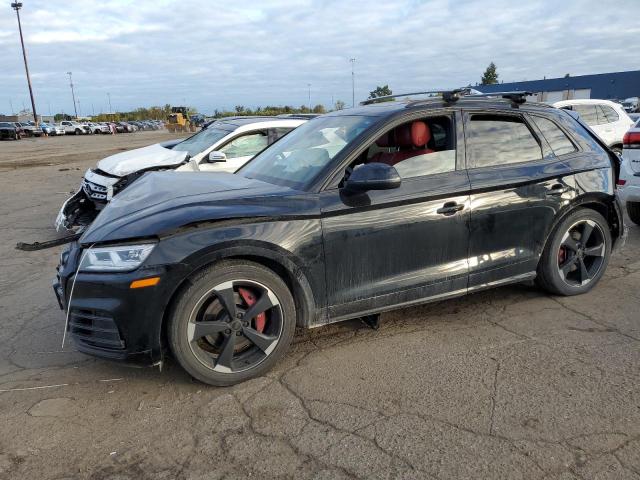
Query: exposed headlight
79,244,156,272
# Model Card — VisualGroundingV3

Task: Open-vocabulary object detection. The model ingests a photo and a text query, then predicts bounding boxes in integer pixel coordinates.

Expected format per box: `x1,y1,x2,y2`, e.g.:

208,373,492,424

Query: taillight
617,179,626,186
623,131,640,148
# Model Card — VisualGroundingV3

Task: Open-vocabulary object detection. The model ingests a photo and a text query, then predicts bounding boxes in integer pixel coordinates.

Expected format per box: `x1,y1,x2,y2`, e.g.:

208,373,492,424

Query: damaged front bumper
53,241,186,367
55,169,121,231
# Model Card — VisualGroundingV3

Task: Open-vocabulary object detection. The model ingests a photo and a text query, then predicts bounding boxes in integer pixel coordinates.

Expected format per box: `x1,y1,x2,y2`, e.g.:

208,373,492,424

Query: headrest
396,121,431,148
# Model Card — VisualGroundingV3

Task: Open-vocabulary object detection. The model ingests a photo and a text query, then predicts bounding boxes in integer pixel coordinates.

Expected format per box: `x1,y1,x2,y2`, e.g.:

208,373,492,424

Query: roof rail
361,88,536,106
467,90,535,104
360,88,471,105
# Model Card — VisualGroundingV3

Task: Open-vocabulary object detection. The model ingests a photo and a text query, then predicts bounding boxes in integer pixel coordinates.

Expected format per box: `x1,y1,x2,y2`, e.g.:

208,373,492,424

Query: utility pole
12,2,38,125
349,58,356,107
67,72,78,119
107,92,112,114
10,100,14,115
307,83,311,111
77,98,81,118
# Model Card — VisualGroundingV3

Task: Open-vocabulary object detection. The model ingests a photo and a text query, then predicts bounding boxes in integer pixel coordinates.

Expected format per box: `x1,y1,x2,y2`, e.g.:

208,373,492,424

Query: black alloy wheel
168,260,296,386
556,219,606,287
536,208,611,296
187,279,283,374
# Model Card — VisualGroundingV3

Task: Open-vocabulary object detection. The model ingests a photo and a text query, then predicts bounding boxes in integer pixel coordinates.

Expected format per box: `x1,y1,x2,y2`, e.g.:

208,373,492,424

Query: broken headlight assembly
79,243,156,272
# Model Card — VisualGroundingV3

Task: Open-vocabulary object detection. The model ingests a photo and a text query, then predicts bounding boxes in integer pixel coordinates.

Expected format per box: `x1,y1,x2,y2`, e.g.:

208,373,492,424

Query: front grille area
69,309,125,350
82,178,108,201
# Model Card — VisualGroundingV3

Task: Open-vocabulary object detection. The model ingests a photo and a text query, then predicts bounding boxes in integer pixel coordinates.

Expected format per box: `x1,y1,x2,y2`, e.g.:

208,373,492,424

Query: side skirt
310,271,537,328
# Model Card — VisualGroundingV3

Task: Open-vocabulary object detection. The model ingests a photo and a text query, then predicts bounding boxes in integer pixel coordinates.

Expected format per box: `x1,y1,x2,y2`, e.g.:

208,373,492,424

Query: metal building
474,70,640,103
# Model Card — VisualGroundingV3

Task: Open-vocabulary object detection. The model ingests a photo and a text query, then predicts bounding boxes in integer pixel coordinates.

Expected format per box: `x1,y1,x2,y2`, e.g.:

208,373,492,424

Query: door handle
437,202,464,216
545,184,568,196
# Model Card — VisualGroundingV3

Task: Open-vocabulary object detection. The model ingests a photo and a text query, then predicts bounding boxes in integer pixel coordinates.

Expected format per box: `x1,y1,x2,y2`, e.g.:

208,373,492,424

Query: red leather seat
370,121,434,166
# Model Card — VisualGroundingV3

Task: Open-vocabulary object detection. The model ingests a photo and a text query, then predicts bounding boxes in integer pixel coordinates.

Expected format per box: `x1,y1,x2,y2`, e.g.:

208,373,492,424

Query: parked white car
553,99,634,155
55,116,308,230
617,118,640,225
88,122,110,134
59,120,91,135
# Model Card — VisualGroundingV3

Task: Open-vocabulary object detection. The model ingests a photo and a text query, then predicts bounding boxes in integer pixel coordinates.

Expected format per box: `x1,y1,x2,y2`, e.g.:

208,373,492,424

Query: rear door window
268,127,293,145
465,114,542,168
598,105,619,123
571,105,599,125
530,116,577,156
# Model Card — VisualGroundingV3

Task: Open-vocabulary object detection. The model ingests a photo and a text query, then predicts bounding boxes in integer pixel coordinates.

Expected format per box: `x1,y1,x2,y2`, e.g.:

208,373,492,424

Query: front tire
168,260,296,386
627,202,640,226
536,208,611,296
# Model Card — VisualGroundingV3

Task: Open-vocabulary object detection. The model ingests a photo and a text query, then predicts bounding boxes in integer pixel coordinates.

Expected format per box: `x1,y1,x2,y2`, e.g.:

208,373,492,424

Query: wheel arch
158,242,318,359
540,194,622,259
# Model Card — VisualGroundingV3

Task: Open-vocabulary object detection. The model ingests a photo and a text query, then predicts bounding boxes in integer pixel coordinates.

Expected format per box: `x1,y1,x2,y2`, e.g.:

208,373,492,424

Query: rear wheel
627,202,640,226
536,208,611,296
75,128,82,135
168,260,296,386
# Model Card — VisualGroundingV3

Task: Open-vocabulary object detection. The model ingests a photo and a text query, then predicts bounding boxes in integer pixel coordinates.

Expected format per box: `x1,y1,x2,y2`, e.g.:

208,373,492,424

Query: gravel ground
0,133,639,480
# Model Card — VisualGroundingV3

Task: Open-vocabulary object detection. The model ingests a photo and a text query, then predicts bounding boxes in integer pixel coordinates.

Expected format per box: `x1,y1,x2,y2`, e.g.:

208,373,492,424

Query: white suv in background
553,99,634,155
55,116,308,230
618,118,640,225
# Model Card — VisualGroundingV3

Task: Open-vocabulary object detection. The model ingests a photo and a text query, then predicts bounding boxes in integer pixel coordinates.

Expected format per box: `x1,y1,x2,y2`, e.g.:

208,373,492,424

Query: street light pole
67,72,78,119
307,83,311,111
11,2,38,125
349,58,356,107
107,92,112,114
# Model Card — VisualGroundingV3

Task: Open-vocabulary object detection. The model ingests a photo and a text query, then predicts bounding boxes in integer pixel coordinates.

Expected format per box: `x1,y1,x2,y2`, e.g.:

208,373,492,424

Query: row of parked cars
0,119,164,140
50,91,633,386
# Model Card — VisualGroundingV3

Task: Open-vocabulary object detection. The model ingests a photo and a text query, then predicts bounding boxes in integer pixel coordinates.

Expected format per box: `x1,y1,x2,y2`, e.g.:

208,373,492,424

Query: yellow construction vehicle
166,107,196,133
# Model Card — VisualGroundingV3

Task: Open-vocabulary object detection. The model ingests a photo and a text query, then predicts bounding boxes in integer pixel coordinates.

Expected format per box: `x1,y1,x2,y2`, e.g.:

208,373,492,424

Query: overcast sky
1,0,639,116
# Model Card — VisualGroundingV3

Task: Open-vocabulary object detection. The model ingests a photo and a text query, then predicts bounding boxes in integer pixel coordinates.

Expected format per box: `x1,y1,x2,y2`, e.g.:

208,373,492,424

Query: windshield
172,126,233,157
0,122,12,127
239,115,376,189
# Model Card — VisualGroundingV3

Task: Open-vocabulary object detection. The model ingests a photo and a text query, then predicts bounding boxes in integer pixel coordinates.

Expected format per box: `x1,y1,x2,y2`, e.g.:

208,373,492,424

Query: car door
463,110,576,290
320,111,471,320
199,130,269,172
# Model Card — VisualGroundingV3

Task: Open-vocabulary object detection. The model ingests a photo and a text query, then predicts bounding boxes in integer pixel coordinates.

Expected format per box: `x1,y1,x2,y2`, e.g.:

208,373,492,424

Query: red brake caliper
238,288,266,333
558,246,567,265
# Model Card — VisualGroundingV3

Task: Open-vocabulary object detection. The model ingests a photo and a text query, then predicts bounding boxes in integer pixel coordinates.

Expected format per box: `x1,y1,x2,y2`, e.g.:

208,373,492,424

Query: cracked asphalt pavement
1,132,639,479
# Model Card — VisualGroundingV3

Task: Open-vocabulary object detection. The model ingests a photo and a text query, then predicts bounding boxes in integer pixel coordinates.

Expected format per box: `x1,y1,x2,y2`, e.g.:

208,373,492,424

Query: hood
80,171,316,244
96,143,188,177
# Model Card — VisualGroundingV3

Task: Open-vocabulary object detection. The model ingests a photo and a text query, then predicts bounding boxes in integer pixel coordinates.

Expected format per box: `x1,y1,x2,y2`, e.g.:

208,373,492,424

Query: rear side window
530,116,577,156
268,127,293,145
598,105,619,123
571,105,599,125
466,114,542,168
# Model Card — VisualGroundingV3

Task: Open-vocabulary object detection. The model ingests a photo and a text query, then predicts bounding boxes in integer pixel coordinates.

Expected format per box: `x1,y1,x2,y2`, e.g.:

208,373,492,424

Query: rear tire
168,260,296,386
627,202,640,226
536,208,611,296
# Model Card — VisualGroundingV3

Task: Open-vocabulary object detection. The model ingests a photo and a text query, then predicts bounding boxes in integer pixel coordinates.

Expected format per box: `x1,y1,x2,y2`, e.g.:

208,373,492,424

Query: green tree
480,62,499,85
312,104,326,114
334,100,346,110
235,105,245,114
368,85,393,99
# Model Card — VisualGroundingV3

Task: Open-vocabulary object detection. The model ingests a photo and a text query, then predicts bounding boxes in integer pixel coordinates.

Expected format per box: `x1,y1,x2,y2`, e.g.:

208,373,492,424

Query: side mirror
207,151,227,163
342,162,401,194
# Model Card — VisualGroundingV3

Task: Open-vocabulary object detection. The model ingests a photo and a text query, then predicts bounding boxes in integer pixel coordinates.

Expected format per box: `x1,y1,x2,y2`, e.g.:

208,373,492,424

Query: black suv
54,91,625,385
